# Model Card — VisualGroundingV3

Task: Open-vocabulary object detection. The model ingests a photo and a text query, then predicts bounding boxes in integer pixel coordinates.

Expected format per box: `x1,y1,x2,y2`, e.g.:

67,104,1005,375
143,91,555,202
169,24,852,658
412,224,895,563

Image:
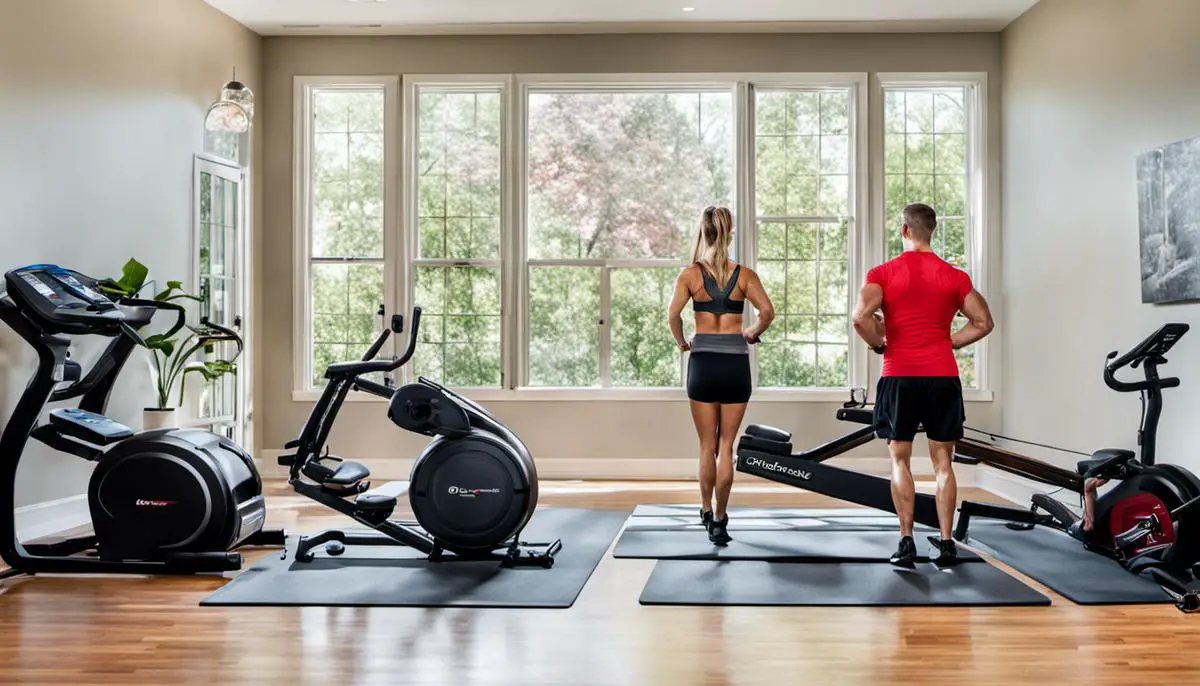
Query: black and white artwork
1139,135,1200,304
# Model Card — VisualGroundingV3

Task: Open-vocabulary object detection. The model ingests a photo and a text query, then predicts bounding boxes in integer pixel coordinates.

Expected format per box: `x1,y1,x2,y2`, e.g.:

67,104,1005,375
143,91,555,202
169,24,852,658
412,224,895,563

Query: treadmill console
2,265,126,335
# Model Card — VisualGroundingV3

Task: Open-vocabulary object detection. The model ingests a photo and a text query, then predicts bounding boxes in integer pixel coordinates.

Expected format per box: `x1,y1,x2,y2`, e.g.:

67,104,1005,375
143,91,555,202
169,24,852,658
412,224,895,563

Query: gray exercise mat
639,560,1051,606
630,504,933,521
613,526,979,562
961,520,1173,605
201,508,625,608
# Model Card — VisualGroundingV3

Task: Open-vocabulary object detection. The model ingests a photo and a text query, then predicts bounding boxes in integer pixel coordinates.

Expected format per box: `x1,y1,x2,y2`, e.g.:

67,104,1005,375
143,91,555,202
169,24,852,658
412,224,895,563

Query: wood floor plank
0,481,1197,685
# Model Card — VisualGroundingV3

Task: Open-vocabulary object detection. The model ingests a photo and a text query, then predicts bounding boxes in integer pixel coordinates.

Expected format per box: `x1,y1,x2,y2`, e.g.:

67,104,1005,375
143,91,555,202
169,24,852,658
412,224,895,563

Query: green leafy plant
101,259,242,410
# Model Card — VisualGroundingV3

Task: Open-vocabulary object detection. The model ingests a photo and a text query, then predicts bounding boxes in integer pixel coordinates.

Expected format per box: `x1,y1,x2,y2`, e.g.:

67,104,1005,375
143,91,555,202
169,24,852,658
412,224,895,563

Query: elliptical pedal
503,538,563,569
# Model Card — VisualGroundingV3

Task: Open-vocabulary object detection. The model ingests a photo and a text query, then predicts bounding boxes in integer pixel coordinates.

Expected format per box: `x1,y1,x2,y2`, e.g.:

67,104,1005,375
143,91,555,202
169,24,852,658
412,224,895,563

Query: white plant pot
143,408,178,431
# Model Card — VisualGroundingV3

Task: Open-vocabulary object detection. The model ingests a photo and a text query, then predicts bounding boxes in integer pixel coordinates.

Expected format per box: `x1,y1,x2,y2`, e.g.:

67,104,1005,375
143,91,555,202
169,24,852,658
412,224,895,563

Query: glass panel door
193,156,245,444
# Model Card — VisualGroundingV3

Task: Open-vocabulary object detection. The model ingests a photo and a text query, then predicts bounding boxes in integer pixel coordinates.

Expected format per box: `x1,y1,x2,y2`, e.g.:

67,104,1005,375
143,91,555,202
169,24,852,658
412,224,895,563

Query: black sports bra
692,264,745,315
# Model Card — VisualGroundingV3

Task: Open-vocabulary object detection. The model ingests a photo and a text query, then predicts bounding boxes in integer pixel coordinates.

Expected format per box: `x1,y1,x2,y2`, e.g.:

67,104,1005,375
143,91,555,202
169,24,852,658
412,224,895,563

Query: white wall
0,0,261,508
259,33,1005,477
1001,0,1200,471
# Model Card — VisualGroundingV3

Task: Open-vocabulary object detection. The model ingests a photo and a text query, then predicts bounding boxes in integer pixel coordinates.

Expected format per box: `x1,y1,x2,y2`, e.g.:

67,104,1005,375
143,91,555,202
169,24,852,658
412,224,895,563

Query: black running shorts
686,352,752,404
872,376,965,442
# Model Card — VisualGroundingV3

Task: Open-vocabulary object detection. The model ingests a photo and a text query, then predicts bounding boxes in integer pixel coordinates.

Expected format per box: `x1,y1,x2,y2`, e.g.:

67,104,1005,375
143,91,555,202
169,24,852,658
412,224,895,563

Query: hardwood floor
1,480,1198,685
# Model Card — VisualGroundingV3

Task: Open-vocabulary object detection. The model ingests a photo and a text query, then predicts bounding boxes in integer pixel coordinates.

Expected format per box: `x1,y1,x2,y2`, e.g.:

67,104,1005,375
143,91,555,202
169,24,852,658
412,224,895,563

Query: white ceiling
204,0,1041,36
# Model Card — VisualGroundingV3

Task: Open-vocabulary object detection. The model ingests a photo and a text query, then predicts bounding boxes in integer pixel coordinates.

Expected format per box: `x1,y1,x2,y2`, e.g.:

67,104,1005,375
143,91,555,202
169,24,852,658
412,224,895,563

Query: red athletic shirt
866,251,973,377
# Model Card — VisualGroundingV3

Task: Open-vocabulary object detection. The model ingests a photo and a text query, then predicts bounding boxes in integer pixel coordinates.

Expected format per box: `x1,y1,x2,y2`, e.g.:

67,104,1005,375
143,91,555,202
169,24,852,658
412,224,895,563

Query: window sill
292,387,995,403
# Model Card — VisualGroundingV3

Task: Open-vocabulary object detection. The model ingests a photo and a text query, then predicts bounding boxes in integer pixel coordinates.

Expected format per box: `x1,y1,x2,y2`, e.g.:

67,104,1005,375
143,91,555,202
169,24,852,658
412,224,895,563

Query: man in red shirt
852,203,994,566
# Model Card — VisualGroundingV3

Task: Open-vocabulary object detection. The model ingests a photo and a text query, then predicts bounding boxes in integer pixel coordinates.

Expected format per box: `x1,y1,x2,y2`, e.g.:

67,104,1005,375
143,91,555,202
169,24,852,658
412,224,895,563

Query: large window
296,79,394,388
523,86,734,388
753,88,854,388
882,80,984,387
292,73,988,397
412,85,504,387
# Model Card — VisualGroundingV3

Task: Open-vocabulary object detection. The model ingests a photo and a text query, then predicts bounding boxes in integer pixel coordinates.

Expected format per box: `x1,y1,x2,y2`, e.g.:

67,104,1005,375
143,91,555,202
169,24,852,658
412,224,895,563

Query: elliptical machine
280,306,560,567
0,264,284,577
954,323,1200,610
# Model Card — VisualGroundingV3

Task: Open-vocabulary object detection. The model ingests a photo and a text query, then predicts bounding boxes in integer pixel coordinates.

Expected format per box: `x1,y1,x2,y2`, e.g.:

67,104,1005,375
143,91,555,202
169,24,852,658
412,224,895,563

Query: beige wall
260,33,1004,477
1001,0,1200,471
0,0,261,508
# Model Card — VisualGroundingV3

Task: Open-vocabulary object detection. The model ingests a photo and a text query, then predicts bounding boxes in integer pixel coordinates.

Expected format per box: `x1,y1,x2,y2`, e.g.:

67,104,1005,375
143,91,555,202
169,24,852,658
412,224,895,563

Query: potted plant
99,259,243,430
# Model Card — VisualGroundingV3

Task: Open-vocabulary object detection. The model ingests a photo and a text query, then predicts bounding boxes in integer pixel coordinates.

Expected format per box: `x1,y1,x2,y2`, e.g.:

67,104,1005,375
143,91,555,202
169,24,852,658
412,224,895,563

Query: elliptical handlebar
324,307,423,379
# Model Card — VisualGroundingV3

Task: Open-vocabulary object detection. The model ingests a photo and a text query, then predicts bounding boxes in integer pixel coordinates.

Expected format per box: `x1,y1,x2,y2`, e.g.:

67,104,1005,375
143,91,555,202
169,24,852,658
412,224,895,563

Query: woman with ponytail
668,206,775,544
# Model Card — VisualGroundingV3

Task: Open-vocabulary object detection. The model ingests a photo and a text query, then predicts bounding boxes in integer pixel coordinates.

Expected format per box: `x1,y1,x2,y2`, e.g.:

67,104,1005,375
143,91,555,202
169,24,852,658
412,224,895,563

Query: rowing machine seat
1077,449,1136,478
737,434,792,456
745,424,791,442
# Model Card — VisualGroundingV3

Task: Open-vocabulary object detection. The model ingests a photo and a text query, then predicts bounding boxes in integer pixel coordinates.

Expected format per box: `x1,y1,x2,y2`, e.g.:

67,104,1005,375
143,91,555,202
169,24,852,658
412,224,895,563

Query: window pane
817,344,849,387
759,222,786,260
527,90,734,260
758,342,817,388
756,136,787,216
934,91,966,133
756,220,850,389
413,266,501,387
310,262,384,385
418,89,502,260
819,261,849,315
611,268,682,387
756,88,851,221
528,266,600,386
311,88,385,259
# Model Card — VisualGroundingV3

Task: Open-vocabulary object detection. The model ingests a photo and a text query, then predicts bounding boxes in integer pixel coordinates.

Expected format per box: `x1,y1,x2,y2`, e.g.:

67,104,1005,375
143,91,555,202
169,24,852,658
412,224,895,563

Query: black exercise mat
961,520,1172,605
201,508,625,608
639,560,1050,606
613,526,979,562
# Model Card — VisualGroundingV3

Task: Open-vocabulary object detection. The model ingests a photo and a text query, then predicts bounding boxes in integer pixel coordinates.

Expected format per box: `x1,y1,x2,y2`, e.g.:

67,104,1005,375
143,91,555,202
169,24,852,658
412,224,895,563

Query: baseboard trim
260,450,972,484
16,494,90,541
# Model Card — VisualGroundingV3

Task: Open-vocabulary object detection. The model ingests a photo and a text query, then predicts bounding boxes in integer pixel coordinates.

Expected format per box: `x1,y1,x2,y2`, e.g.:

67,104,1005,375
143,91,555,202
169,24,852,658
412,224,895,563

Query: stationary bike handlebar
1102,322,1188,393
1103,357,1180,393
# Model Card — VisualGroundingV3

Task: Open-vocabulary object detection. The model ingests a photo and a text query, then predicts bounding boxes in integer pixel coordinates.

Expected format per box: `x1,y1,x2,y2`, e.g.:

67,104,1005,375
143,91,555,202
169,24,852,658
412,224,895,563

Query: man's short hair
902,203,937,239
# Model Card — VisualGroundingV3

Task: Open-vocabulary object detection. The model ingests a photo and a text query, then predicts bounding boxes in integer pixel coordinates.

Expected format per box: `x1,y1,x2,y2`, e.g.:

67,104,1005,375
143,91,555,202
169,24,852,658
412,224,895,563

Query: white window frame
876,73,991,401
292,75,400,399
515,74,738,397
288,72,992,403
743,74,870,400
509,73,867,401
401,75,511,390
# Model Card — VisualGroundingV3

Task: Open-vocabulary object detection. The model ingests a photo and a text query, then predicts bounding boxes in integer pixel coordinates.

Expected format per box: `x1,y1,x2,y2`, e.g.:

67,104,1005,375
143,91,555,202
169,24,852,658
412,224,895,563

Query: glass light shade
205,100,250,134
220,80,255,120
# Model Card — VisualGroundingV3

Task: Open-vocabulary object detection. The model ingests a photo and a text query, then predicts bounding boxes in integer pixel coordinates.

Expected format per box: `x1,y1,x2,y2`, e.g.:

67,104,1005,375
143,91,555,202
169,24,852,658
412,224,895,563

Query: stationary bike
954,323,1200,611
0,264,284,577
279,306,561,567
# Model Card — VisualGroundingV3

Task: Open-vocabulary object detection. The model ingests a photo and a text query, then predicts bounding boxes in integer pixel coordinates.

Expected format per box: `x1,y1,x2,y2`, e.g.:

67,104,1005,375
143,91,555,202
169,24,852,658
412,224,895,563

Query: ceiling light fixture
204,68,255,135
682,6,695,11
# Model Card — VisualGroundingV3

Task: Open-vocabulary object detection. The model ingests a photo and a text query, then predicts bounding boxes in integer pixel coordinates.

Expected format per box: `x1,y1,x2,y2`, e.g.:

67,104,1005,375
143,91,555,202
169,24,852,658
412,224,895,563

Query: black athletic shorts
687,352,751,404
872,376,965,442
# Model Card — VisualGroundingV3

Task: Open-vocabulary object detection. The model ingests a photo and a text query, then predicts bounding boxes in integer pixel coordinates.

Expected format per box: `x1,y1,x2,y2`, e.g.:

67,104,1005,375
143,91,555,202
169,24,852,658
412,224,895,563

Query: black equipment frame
280,307,560,568
950,323,1200,611
735,406,942,529
0,280,282,578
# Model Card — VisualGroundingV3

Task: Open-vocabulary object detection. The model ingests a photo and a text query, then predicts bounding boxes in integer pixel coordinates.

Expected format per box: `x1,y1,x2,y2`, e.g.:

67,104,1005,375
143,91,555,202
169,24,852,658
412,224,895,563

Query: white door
193,155,248,446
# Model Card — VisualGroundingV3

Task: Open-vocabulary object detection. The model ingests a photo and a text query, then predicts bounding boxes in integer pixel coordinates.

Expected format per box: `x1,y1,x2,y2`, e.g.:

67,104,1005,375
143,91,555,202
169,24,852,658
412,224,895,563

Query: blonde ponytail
691,206,735,285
